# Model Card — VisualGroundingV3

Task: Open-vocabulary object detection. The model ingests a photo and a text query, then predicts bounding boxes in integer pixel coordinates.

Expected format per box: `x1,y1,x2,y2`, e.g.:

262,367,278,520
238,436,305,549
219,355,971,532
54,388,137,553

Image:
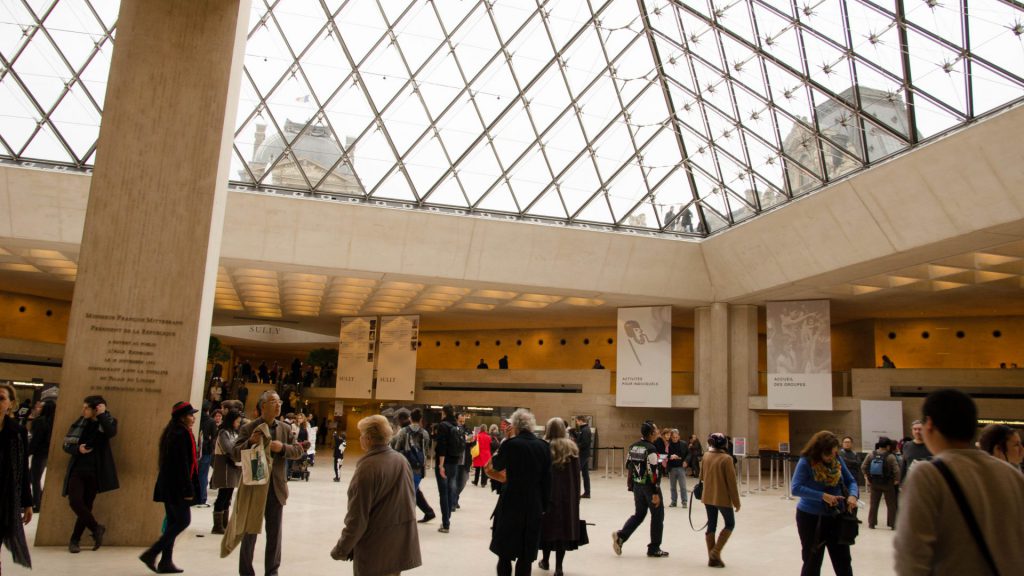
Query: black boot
139,549,158,573
157,550,184,574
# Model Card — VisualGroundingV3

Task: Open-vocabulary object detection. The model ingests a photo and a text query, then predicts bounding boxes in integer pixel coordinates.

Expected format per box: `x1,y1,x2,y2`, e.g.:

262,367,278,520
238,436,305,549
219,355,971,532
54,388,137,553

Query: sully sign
211,324,338,344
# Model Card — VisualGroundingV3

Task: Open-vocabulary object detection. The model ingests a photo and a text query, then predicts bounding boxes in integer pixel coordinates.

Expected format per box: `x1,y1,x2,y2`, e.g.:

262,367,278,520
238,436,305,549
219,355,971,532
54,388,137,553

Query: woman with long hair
28,399,56,512
699,432,740,567
978,424,1024,469
210,410,242,534
791,431,859,576
538,418,582,576
140,402,200,574
473,424,493,487
0,383,33,573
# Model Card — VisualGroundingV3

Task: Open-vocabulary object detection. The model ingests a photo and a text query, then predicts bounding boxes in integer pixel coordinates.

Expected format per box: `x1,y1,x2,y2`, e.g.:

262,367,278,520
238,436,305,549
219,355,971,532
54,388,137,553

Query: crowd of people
1,385,1023,575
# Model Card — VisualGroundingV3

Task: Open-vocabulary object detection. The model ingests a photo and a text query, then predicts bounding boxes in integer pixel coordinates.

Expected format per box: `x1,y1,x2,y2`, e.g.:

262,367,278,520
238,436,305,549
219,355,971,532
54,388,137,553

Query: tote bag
241,441,270,486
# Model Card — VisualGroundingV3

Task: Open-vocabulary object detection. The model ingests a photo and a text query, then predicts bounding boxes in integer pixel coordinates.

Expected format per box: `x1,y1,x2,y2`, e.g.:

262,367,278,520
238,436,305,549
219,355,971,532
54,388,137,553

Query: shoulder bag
932,460,1001,576
834,481,861,546
688,480,707,531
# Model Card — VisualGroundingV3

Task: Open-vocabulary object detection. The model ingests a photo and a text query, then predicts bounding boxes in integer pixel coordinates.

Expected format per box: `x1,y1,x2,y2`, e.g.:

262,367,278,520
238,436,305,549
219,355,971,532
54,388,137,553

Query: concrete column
694,303,729,441
37,0,250,546
729,304,760,454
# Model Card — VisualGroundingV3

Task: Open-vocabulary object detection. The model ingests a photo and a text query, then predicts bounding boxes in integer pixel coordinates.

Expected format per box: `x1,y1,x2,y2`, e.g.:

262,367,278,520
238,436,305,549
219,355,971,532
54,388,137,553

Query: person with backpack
611,420,670,559
332,430,346,483
434,404,463,533
861,436,900,530
391,408,436,523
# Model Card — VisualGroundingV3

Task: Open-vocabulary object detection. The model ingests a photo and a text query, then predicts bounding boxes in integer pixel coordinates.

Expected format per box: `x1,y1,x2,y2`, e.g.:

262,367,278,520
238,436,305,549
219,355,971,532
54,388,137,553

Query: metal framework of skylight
1,0,1023,237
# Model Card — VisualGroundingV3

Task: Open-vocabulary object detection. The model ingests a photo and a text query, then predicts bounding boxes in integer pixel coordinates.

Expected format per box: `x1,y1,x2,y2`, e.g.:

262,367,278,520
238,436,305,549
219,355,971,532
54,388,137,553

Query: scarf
186,426,198,478
811,457,842,487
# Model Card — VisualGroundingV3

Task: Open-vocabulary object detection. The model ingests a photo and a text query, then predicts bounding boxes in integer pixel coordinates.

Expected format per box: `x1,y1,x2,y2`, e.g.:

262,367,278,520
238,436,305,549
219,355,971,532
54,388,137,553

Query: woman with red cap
140,402,200,574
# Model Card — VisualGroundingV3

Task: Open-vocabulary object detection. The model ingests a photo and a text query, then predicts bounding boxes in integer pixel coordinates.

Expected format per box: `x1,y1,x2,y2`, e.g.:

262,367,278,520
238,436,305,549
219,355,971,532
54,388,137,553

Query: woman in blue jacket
791,431,859,576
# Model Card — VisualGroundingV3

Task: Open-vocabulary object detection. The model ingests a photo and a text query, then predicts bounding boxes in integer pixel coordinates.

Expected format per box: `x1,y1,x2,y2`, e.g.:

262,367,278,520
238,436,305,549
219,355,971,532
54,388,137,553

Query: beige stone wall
415,326,695,372
0,291,71,344
832,319,876,371
874,316,1024,369
411,369,696,457
776,369,1024,449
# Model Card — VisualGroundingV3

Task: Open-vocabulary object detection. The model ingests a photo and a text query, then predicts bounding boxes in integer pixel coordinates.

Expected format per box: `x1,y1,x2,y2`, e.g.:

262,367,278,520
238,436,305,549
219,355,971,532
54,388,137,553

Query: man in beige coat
231,391,308,576
332,414,421,576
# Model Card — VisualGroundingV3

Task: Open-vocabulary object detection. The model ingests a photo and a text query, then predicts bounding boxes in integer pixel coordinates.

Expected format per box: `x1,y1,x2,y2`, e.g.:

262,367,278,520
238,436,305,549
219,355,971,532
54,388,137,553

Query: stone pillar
729,305,759,454
695,304,760,452
37,0,250,546
694,303,729,441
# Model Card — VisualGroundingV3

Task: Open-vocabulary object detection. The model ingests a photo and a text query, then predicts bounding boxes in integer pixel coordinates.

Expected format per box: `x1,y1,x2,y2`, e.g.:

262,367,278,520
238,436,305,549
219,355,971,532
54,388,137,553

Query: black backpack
443,421,465,459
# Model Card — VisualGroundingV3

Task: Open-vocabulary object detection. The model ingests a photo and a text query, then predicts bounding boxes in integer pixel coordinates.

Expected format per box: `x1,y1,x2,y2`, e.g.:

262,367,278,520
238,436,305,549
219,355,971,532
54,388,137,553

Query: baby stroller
288,455,311,481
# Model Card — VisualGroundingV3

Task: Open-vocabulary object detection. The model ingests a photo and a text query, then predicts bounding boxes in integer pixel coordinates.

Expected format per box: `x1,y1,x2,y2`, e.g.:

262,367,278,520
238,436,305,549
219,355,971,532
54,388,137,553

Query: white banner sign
616,306,672,408
211,324,337,344
859,400,904,453
767,300,832,410
337,317,376,399
376,315,419,400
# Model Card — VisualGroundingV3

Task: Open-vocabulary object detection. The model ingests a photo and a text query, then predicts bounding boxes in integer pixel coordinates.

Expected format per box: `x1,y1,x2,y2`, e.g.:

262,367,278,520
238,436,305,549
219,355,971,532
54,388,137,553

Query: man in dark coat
487,409,551,576
574,416,592,498
61,395,118,553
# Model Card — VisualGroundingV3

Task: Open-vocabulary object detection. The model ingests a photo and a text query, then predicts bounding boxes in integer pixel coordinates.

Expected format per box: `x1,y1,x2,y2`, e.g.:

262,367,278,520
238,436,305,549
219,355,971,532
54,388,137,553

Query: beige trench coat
333,445,422,576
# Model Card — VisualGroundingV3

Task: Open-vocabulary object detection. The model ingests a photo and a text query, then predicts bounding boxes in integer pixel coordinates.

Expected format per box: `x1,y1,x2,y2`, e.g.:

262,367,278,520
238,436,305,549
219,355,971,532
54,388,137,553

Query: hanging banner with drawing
767,300,832,410
616,306,672,408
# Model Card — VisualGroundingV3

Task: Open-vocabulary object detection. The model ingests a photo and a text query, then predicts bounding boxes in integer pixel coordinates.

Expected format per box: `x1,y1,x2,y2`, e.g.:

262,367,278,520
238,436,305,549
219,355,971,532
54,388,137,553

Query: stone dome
253,119,351,173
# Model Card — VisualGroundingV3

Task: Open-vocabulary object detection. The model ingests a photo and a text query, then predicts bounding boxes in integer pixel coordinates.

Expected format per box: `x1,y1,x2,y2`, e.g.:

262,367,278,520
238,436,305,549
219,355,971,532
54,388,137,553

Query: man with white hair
229,391,309,576
487,409,551,576
332,415,421,575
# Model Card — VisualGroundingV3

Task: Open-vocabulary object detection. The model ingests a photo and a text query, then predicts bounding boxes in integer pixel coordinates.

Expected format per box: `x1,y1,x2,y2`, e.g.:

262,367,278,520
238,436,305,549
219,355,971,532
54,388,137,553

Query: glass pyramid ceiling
2,1,1023,237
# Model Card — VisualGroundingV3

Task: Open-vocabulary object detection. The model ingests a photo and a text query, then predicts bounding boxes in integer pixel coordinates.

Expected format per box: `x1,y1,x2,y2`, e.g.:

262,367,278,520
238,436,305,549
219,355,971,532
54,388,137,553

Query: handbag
688,484,708,532
471,441,480,460
816,482,860,548
577,520,590,546
241,441,270,486
835,480,861,546
932,460,1001,576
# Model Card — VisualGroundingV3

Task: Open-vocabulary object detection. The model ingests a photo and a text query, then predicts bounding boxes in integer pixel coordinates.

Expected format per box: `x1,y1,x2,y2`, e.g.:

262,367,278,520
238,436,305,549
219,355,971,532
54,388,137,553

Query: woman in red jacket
472,424,493,487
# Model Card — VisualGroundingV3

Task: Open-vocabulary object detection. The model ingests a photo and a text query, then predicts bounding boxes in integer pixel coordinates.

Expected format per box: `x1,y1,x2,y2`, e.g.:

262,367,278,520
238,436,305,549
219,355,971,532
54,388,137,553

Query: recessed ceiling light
507,300,550,309
425,286,471,295
414,298,454,307
27,249,65,259
456,302,496,311
0,263,41,273
381,281,424,291
33,258,76,269
518,293,562,303
564,297,605,306
471,289,518,299
233,268,277,279
332,277,378,287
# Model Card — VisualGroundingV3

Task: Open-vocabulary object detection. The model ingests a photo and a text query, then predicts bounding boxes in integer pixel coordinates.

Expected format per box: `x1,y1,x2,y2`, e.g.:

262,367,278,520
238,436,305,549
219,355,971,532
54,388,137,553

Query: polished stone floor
7,456,897,576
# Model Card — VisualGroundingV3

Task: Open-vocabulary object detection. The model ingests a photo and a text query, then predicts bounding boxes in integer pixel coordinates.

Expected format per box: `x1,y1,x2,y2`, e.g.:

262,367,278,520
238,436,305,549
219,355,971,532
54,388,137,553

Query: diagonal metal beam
637,0,706,234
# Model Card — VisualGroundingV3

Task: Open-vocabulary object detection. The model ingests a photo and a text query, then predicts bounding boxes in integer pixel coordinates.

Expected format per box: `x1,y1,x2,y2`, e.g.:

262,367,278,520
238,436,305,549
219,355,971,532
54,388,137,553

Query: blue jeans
668,467,688,505
435,461,459,528
706,505,735,533
197,454,212,504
